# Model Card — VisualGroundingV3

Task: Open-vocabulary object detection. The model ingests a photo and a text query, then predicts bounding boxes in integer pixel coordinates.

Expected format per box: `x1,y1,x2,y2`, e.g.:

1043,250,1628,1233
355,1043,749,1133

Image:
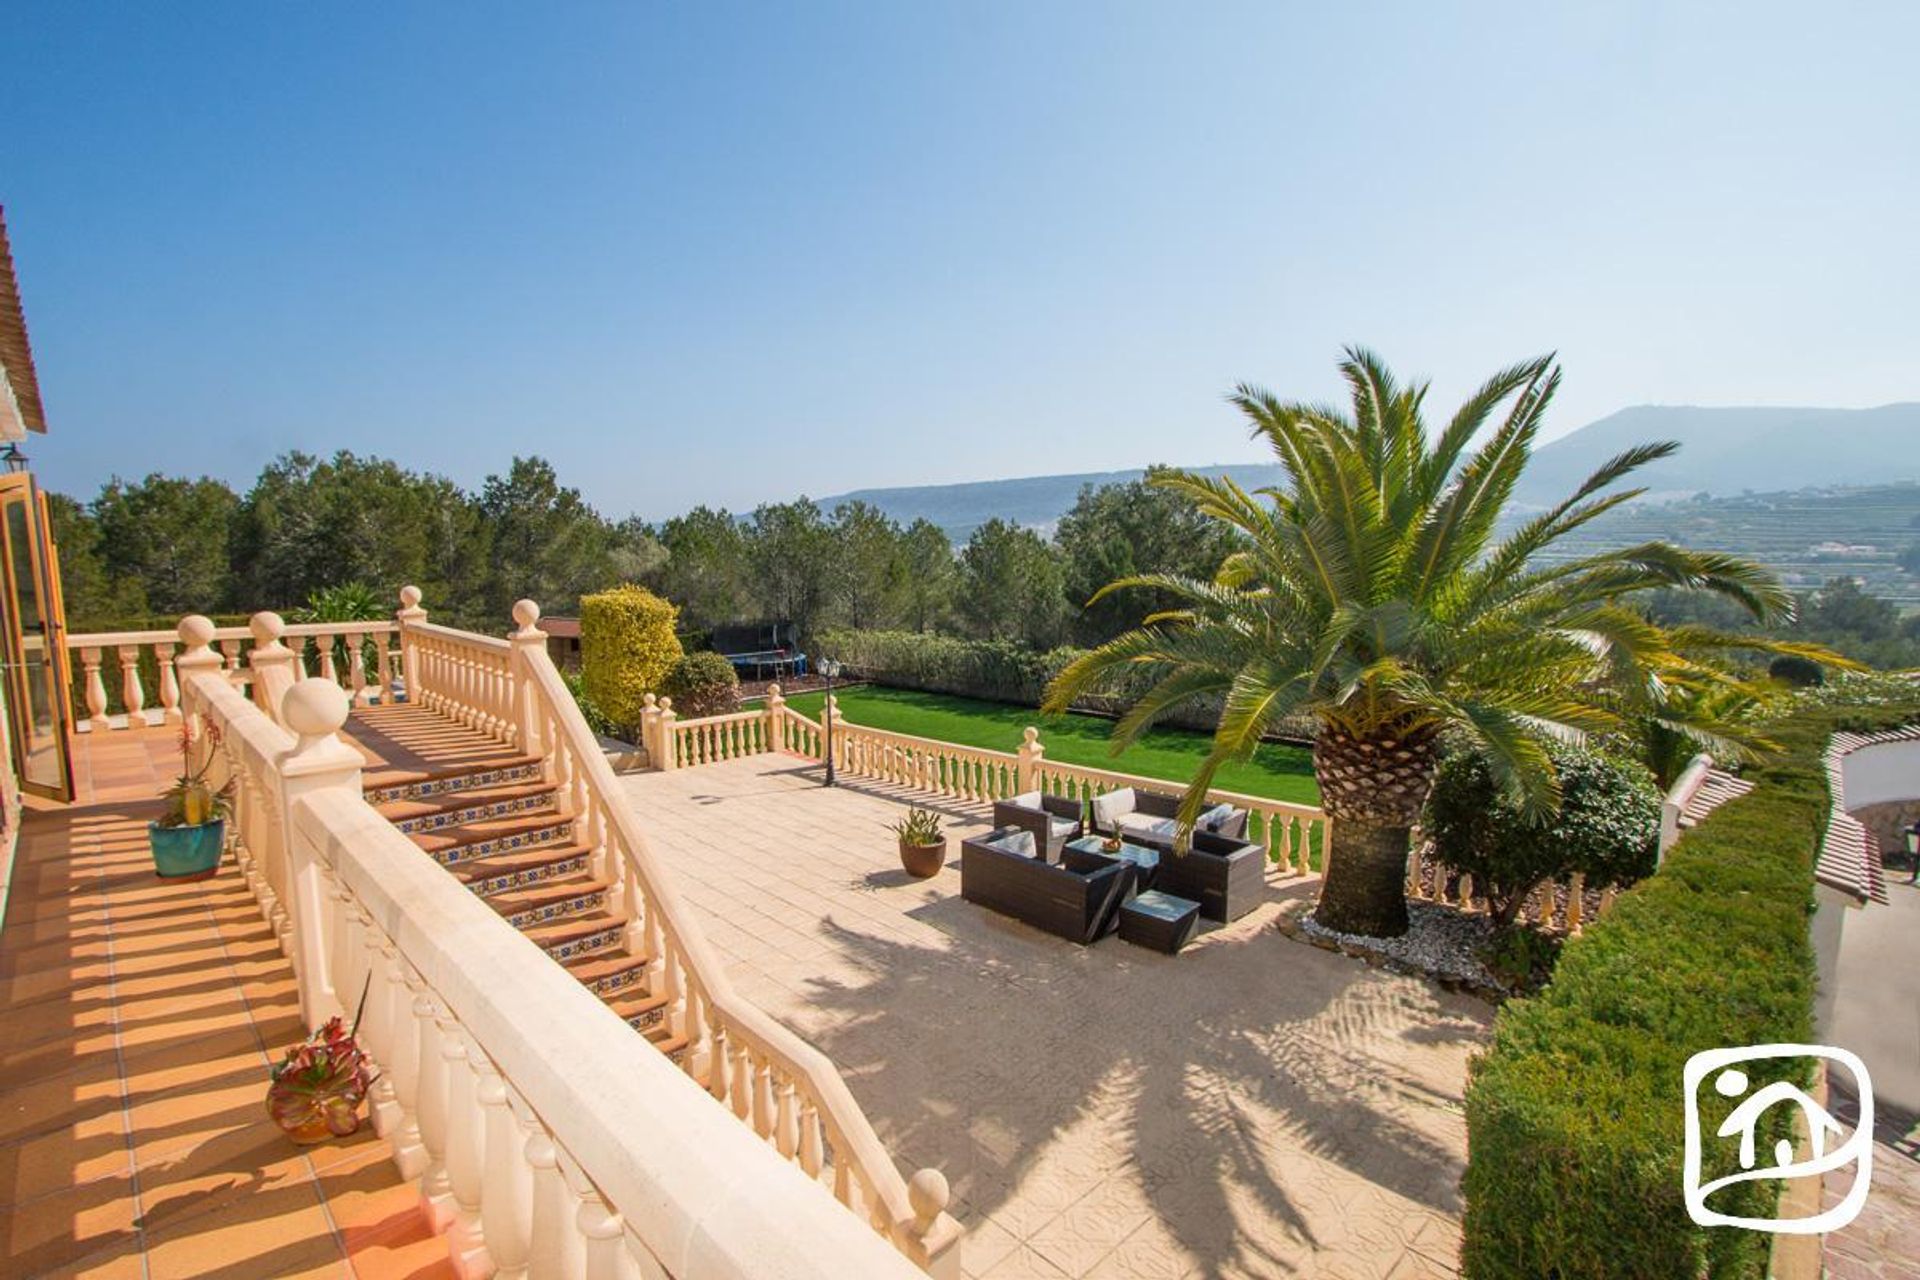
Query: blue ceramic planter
148,819,225,882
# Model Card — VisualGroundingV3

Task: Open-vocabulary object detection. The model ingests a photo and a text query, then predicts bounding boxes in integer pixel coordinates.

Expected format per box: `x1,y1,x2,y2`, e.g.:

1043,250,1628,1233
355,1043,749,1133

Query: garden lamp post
819,657,842,787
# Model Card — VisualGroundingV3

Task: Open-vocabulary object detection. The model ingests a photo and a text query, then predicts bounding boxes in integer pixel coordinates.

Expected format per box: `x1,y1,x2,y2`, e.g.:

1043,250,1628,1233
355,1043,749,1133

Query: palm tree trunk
1313,819,1412,937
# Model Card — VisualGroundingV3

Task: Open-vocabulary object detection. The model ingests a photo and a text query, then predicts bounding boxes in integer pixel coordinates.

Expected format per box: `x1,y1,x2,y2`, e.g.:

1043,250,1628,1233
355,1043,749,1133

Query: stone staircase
354,709,686,1059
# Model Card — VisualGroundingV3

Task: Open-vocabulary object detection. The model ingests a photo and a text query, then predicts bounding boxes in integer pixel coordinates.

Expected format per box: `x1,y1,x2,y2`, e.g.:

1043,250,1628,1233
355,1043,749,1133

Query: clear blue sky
6,2,1916,521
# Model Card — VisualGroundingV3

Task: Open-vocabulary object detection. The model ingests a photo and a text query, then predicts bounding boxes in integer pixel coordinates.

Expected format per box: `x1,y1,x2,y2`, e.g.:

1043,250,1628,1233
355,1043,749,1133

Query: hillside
1518,403,1920,505
821,404,1920,539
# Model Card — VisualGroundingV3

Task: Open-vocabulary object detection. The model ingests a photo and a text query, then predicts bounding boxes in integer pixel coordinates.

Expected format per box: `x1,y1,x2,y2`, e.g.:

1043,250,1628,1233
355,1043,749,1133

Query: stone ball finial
178,614,216,648
249,611,285,644
283,677,351,741
907,1168,949,1228
1023,726,1039,745
767,682,782,698
658,696,673,713
512,598,541,629
643,692,657,709
400,585,423,609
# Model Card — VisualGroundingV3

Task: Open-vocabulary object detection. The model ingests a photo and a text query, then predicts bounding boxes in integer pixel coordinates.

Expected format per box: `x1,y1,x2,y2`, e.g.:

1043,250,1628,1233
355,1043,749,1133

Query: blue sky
6,2,1916,520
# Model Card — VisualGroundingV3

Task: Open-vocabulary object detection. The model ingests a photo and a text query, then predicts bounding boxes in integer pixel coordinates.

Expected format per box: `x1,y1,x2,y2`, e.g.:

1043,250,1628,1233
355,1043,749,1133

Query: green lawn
781,684,1319,806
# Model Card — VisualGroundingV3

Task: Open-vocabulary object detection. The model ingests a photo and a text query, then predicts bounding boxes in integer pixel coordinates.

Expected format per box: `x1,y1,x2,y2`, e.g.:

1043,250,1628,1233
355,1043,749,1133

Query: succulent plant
266,1015,373,1137
158,721,233,829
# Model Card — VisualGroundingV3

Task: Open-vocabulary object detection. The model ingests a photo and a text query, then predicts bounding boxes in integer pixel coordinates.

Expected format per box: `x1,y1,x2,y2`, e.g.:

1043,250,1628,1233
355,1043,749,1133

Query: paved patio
0,727,455,1279
619,755,1491,1279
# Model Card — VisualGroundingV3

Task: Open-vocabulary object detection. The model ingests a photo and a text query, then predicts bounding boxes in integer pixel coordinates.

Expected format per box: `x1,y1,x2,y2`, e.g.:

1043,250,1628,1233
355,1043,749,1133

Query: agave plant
266,1014,374,1139
1047,349,1798,937
891,806,944,846
158,720,232,829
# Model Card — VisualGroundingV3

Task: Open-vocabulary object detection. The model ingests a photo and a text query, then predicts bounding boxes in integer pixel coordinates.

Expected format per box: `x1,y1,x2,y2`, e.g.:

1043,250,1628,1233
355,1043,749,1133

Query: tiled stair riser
586,965,650,997
395,791,555,834
430,822,576,867
627,1004,666,1032
364,761,545,806
503,890,608,931
466,854,590,897
542,925,625,963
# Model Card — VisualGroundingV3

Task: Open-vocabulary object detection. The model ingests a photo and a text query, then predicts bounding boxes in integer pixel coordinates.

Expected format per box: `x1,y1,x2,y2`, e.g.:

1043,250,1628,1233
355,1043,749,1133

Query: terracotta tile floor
1,725,456,1279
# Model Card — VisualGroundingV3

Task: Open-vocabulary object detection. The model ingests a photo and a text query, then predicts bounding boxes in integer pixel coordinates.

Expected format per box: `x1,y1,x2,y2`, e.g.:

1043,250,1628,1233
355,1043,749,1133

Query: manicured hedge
815,628,1318,742
1460,692,1920,1278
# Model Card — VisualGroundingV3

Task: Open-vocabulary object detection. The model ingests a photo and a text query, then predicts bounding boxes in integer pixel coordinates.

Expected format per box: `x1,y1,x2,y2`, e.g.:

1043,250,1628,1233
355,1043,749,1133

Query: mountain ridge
817,404,1920,540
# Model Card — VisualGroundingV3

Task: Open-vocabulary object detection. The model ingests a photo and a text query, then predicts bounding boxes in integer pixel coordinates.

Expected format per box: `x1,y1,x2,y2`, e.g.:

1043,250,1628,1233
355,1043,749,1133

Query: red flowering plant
159,720,233,829
266,984,376,1140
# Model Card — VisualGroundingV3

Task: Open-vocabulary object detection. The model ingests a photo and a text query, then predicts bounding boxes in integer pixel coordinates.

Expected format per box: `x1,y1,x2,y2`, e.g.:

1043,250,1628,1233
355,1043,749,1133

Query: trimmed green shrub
561,667,616,738
580,586,682,735
1460,694,1920,1278
1768,653,1825,687
661,651,740,718
1425,745,1659,927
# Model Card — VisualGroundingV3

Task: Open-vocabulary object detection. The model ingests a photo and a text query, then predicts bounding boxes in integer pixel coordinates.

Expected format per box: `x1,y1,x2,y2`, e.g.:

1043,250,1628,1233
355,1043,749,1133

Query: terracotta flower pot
898,838,946,879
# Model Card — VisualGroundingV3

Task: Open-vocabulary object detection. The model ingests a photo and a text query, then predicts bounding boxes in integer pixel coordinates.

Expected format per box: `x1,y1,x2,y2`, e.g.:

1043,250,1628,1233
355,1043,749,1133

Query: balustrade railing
68,617,402,732
504,608,961,1276
176,614,934,1280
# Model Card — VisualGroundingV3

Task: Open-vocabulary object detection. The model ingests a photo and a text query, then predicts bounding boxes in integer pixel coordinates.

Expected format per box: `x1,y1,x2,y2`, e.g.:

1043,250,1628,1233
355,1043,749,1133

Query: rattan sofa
960,827,1128,944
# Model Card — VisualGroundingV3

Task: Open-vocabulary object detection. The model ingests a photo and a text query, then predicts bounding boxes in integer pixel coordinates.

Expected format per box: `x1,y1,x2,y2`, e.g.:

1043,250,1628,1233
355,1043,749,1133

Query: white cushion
1010,790,1043,808
1091,787,1137,830
1116,813,1177,841
1198,803,1236,831
986,829,1038,859
1048,816,1078,838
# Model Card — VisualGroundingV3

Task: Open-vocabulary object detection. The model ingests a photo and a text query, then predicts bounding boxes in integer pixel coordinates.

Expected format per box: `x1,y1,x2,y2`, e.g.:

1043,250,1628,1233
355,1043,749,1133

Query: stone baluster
154,642,182,723
384,964,430,1178
415,999,458,1230
525,1131,568,1280
373,629,394,704
578,1195,628,1280
480,1077,537,1280
363,938,403,1140
217,636,242,670
80,647,110,732
115,646,146,727
446,1032,492,1275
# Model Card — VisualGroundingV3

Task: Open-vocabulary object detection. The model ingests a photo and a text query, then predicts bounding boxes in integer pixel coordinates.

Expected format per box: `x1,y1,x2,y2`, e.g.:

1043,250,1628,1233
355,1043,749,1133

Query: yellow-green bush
580,586,682,735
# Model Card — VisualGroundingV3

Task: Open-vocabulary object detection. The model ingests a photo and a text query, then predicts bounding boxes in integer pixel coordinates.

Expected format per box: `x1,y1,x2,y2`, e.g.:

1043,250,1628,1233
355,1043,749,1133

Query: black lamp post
1,444,26,474
818,657,842,786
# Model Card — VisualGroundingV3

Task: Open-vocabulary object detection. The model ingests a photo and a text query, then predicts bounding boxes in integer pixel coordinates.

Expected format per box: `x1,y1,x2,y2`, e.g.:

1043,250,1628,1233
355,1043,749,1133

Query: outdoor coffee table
1065,835,1159,893
1118,890,1201,954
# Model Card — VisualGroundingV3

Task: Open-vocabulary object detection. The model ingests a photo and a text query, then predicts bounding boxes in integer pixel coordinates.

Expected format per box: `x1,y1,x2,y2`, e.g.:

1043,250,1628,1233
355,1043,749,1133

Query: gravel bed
1294,899,1506,995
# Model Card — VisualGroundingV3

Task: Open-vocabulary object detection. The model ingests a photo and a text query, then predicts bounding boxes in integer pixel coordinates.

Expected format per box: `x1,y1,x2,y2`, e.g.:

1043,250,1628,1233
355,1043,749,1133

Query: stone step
608,988,671,1034
492,877,610,931
414,813,576,867
563,949,655,999
526,914,627,965
454,845,594,898
377,782,560,835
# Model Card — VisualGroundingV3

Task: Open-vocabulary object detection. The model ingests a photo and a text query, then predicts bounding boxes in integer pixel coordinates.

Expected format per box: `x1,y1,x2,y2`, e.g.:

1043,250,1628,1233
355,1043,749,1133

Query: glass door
0,473,75,801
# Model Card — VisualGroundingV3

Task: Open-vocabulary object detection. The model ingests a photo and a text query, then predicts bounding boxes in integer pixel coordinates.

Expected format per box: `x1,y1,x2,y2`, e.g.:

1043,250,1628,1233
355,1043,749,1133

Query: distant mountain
819,404,1920,540
820,464,1284,542
1518,403,1920,506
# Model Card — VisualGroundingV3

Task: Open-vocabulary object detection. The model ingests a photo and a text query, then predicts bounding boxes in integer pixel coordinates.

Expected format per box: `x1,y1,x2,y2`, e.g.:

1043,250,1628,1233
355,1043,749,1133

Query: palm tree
1045,349,1793,938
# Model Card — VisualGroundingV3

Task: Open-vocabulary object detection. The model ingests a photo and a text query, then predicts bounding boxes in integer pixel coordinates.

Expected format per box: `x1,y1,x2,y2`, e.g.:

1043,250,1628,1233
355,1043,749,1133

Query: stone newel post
246,611,298,724
764,682,785,753
655,697,677,772
508,599,547,760
1016,726,1045,793
278,677,364,1030
396,585,427,703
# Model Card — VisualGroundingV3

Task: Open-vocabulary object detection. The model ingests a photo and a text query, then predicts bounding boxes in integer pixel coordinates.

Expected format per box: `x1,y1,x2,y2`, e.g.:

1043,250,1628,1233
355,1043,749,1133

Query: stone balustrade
67,617,402,732
176,614,936,1280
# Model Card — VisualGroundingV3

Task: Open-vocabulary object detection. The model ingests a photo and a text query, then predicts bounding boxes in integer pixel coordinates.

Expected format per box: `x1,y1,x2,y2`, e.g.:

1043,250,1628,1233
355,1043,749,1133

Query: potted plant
267,1006,375,1144
891,807,947,878
149,722,231,882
